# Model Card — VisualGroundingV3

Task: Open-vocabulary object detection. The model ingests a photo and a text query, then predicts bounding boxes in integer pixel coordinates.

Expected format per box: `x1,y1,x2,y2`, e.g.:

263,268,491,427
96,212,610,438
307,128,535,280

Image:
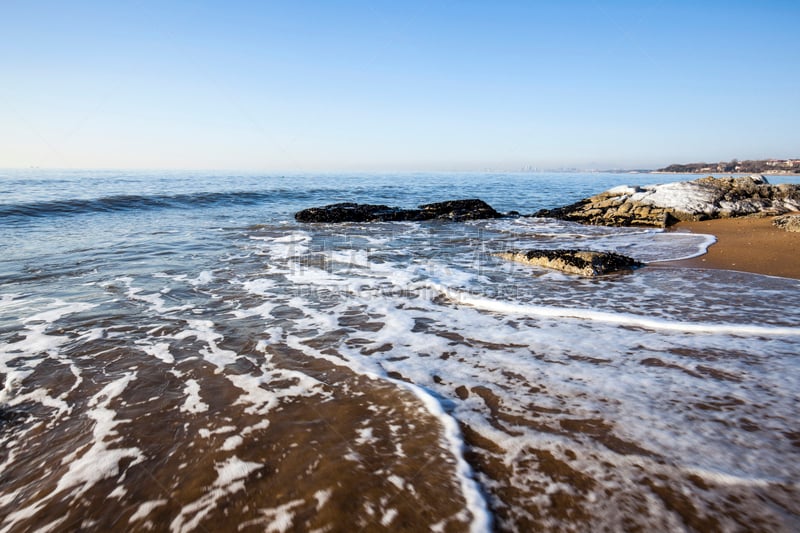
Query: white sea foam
255,226,799,530
438,286,800,336
655,232,717,261
482,217,715,262
251,231,311,258
0,293,21,305
242,278,276,295
313,488,332,510
139,341,175,364
0,300,96,414
221,435,243,451
123,284,194,314
180,379,208,414
230,301,278,319
214,456,262,488
238,498,305,533
198,426,238,439
174,320,239,368
328,249,372,267
25,301,96,324
380,508,398,526
1,500,54,532
190,270,214,286
284,333,492,533
390,381,491,532
129,499,168,524
55,373,144,497
355,427,375,446
170,456,262,533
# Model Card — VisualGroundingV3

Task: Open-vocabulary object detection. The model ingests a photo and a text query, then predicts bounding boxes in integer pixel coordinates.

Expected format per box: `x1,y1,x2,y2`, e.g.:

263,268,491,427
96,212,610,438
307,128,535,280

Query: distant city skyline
1,1,798,172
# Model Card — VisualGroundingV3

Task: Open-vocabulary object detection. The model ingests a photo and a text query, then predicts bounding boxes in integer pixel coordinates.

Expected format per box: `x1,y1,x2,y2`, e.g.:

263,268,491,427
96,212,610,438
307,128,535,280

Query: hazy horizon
2,1,798,172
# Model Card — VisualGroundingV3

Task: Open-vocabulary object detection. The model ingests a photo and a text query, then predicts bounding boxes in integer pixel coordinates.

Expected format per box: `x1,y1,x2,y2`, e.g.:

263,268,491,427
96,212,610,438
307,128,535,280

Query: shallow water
1,170,799,532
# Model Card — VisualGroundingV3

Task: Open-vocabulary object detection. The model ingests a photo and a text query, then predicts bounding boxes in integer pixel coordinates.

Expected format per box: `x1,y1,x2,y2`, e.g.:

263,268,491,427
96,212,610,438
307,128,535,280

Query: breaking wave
0,189,321,223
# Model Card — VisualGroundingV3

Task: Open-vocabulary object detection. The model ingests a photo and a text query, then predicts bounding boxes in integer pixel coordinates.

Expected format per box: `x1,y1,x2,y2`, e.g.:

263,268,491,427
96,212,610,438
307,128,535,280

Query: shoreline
660,216,800,280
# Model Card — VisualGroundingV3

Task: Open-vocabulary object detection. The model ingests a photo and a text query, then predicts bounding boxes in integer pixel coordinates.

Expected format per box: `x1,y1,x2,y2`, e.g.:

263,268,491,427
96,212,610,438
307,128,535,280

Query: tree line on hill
658,158,800,174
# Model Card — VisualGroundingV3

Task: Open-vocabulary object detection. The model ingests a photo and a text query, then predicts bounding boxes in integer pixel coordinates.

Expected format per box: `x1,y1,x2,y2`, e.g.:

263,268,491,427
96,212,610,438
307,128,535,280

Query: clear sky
1,1,798,171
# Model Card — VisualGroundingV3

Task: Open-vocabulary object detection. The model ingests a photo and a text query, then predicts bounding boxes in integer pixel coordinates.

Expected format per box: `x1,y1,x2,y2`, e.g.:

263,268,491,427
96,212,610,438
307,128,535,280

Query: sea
1,170,799,532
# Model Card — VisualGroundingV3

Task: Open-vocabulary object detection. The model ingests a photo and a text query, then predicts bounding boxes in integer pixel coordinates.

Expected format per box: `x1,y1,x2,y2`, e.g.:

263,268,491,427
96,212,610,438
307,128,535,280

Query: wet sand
664,216,800,279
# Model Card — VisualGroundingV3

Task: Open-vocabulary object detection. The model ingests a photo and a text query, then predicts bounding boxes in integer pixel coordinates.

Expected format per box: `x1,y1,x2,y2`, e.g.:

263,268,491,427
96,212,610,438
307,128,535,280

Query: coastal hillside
657,158,800,174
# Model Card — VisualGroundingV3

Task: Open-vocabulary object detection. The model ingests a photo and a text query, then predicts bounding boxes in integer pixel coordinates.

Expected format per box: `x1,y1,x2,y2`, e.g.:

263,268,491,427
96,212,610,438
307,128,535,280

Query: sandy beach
664,216,800,279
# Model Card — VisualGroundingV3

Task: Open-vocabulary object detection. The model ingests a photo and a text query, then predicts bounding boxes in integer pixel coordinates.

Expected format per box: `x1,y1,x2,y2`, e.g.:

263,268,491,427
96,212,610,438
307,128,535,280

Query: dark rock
295,198,502,223
0,408,29,428
455,385,470,400
418,199,502,221
294,203,416,223
534,175,800,228
496,249,644,276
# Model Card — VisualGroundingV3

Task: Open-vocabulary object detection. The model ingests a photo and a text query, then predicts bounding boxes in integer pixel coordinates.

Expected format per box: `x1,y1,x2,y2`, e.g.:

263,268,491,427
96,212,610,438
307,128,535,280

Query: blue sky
1,1,798,171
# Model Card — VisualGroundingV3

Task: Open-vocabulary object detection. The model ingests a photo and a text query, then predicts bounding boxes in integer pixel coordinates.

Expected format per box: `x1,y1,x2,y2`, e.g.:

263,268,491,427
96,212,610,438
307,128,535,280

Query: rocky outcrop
773,214,800,233
534,196,678,227
417,199,503,221
295,198,502,223
295,203,406,223
534,175,800,228
495,249,644,277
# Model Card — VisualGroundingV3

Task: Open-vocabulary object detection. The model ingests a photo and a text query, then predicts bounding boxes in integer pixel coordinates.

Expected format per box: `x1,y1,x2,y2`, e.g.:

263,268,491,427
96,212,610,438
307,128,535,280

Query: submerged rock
0,408,29,427
534,175,800,228
496,249,644,277
295,198,502,223
773,214,800,232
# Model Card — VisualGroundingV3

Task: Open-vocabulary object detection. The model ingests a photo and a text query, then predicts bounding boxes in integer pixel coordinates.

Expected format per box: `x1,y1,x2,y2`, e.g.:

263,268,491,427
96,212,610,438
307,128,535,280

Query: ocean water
1,170,799,532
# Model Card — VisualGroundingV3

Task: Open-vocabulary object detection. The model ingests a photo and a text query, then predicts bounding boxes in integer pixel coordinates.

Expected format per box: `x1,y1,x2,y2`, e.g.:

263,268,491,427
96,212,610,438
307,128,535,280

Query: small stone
773,214,800,232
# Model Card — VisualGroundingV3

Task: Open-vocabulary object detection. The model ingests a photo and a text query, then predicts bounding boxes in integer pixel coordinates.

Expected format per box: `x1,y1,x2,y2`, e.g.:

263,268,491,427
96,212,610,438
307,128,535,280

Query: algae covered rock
495,249,644,277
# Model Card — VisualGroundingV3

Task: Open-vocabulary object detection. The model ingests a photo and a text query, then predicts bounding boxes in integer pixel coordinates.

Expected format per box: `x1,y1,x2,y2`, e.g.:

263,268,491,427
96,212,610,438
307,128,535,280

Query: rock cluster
534,175,800,228
295,198,502,223
773,214,800,233
495,249,644,277
295,200,646,275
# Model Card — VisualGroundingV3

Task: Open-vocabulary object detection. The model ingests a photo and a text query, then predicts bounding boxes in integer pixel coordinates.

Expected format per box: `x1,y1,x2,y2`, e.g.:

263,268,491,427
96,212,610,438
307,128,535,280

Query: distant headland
656,158,800,174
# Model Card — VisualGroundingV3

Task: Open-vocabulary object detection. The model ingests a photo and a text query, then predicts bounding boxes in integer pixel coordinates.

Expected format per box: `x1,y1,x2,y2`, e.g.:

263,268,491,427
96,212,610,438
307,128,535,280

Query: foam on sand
239,222,799,529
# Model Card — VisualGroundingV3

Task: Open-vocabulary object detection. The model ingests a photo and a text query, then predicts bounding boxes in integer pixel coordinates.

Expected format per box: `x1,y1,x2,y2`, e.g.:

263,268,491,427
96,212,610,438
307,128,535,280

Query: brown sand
661,216,800,279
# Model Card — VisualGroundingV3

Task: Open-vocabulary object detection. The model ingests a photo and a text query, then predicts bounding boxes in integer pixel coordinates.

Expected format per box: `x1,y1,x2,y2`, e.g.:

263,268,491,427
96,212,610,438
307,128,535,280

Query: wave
0,190,300,222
